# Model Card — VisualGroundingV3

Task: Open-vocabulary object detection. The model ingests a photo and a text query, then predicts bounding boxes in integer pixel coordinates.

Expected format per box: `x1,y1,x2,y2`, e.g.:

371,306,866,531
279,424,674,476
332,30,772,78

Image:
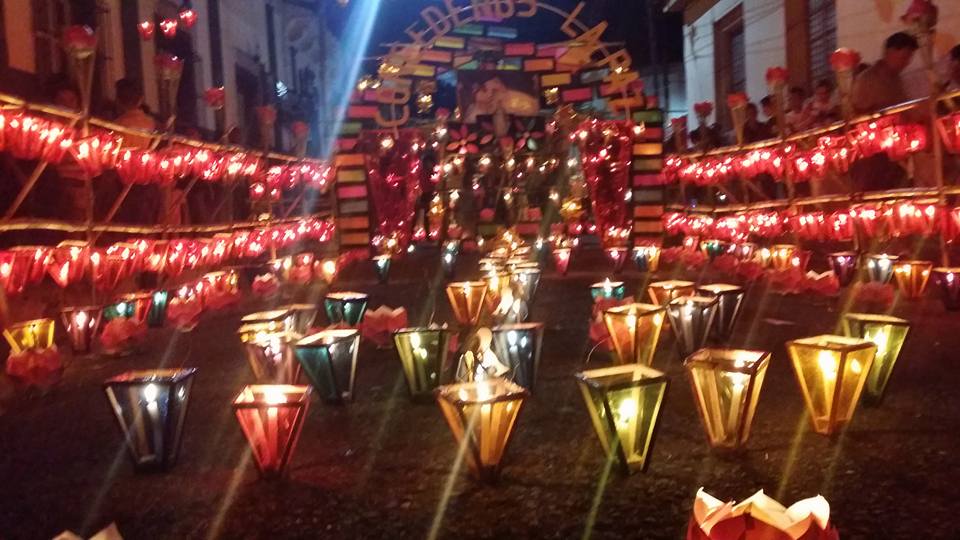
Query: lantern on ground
484,272,510,311
373,255,392,284
60,306,102,355
3,318,55,353
591,278,626,301
237,324,302,383
318,258,338,283
633,246,661,272
695,284,745,340
147,290,169,328
842,313,909,405
667,296,719,358
232,384,312,477
394,327,454,401
828,251,859,287
510,268,541,304
575,364,668,475
279,304,317,335
446,281,487,326
684,348,770,449
893,259,932,299
732,243,755,262
932,267,960,310
103,368,197,471
786,335,876,435
699,240,728,261
552,246,571,275
294,329,360,403
435,378,528,482
606,247,628,273
769,244,798,271
865,254,898,284
490,323,543,391
647,280,695,306
241,309,295,333
324,292,369,326
603,303,666,365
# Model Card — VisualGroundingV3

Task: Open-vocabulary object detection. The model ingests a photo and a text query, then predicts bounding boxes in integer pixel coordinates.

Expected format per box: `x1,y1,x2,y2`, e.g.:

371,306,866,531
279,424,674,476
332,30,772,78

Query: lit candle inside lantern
603,303,666,365
3,318,55,354
769,244,799,271
932,267,960,310
319,258,338,283
606,247,628,273
865,254,898,284
647,280,695,306
828,251,859,287
666,296,719,358
733,243,756,262
699,240,728,261
61,306,103,355
491,323,544,391
591,278,626,301
552,247,572,275
394,327,454,401
372,255,392,284
238,324,302,383
757,247,773,268
446,281,488,327
632,245,662,272
232,384,312,477
104,292,154,325
323,292,369,326
294,329,361,403
893,259,932,299
510,268,541,304
695,284,746,341
842,313,909,405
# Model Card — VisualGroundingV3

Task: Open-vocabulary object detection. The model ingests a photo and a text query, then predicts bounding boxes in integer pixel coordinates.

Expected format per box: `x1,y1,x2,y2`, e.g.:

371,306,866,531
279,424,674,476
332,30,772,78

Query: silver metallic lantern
666,296,719,358
491,323,544,391
695,284,745,341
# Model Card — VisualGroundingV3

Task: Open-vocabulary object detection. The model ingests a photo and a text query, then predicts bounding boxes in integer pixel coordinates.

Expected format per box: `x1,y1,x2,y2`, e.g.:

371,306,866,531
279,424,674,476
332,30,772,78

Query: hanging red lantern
159,18,178,38
137,21,155,40
178,8,198,28
47,242,88,288
203,87,226,110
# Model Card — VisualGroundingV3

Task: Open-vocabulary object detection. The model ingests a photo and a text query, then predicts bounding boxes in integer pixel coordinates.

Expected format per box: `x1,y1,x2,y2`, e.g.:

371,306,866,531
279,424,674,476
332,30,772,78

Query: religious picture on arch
458,70,540,124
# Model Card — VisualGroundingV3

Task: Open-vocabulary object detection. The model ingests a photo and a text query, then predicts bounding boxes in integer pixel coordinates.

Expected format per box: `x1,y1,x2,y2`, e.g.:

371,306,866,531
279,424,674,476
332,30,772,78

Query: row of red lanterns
664,200,951,242
137,7,198,40
0,218,334,295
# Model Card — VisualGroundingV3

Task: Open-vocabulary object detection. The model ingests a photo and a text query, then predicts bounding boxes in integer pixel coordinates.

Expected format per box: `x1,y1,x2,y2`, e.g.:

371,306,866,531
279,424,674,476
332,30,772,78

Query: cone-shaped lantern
446,281,488,327
238,324,302,383
294,329,360,403
893,259,932,299
324,292,369,326
575,364,668,475
394,327,454,401
606,247,628,273
932,267,960,310
647,280,695,306
484,271,510,311
3,318,55,354
491,323,543,391
696,284,745,341
435,378,528,482
667,296,720,358
591,278,626,301
442,242,459,278
828,251,859,287
373,255,392,284
732,243,755,262
510,268,541,304
318,258,338,283
603,303,666,365
842,313,910,405
147,290,169,328
769,244,799,271
865,254,898,284
61,306,102,355
241,309,295,333
103,368,197,471
279,304,317,335
633,246,661,272
104,292,153,324
552,246,571,275
232,384,312,478
786,335,876,435
684,348,770,449
699,240,728,261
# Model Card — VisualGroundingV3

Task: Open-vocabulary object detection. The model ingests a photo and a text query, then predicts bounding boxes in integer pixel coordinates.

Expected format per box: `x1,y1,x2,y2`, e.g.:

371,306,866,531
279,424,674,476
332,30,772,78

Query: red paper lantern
159,18,178,38
178,8,198,28
137,21,155,40
203,87,226,110
233,385,312,477
63,25,97,58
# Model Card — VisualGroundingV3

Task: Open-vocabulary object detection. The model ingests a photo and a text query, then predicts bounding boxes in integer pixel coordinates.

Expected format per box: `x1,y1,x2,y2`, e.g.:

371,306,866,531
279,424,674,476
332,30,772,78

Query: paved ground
0,247,958,539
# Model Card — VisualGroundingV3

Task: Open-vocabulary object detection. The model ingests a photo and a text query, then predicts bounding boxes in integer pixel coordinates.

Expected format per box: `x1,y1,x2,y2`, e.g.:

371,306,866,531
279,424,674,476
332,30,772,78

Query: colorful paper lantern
842,313,910,405
237,325,302,383
103,368,197,471
394,327,454,401
827,251,859,287
591,279,626,301
435,378,528,482
146,290,169,328
865,254,898,284
786,335,876,435
603,303,666,365
483,272,510,311
233,384,312,477
318,258,338,283
667,296,719,358
769,244,799,271
373,255,392,284
632,246,661,272
60,306,102,355
575,364,668,474
509,268,541,304
490,323,543,391
695,284,745,341
552,246,571,275
294,329,360,403
3,318,55,354
446,282,487,326
104,292,153,325
241,309,295,333
279,304,318,336
893,259,932,299
684,348,770,449
606,247,628,273
324,292,369,326
699,240,728,261
932,267,960,310
647,280,695,306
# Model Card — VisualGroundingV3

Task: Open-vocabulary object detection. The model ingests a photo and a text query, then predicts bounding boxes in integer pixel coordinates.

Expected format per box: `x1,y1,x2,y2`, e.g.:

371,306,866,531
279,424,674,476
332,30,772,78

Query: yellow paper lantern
786,335,876,435
3,318,55,354
647,280,695,306
238,324,302,383
769,244,798,271
893,260,932,299
603,303,666,365
841,313,910,405
446,281,488,326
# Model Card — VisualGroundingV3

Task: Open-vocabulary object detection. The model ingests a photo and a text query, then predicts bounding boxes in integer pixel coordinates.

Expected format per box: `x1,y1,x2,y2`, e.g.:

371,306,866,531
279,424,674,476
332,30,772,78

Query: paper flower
803,271,840,297
737,260,766,282
252,273,279,298
901,0,938,28
6,347,62,389
588,315,612,352
694,101,714,118
203,87,226,109
99,318,146,355
727,93,749,109
712,253,740,276
768,267,806,295
63,25,97,58
359,306,408,348
445,124,481,155
830,48,861,72
167,296,203,331
853,282,895,312
765,67,789,86
687,488,837,540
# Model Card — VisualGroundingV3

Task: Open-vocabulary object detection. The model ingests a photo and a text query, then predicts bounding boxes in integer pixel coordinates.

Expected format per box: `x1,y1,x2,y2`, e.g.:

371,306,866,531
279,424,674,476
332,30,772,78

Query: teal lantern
147,290,169,328
295,329,361,403
324,292,369,326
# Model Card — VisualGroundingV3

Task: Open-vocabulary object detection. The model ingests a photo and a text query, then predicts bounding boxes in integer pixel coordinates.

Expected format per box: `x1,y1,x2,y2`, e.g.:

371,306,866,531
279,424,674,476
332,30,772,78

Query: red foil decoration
361,130,424,251
575,120,633,242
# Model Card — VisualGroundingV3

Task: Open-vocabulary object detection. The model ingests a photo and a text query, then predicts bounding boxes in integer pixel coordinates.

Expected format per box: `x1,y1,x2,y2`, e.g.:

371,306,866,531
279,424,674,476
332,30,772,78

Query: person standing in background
852,32,919,114
804,80,839,126
784,87,810,134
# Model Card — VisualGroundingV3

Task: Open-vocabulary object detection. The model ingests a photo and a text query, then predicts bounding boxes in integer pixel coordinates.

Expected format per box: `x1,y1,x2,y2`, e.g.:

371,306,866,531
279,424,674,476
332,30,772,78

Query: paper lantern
632,246,660,272
684,349,769,449
240,309,295,333
490,323,543,391
60,306,102,355
324,292,369,326
509,268,541,304
146,290,169,328
552,246,571,275
590,279,626,301
575,364,668,474
483,272,510,311
233,384,312,477
606,247,628,273
373,255,392,284
137,20,155,40
688,489,837,540
47,242,88,288
842,313,909,405
446,281,487,326
435,378,528,482
279,304,318,336
865,253,898,284
786,335,876,435
769,244,798,271
294,329,360,403
103,368,197,471
932,267,960,310
731,243,755,262
699,240,728,261
104,292,153,325
695,284,745,341
237,325,302,383
667,296,719,358
318,258,338,283
828,251,859,287
394,327,454,401
647,280,695,306
3,318,55,354
10,246,50,287
603,303,666,365
893,259,932,299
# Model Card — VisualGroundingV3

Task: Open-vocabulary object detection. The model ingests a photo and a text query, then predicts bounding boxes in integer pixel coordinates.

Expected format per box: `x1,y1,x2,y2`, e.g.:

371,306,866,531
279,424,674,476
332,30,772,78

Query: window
807,0,836,86
32,0,70,78
713,5,744,130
